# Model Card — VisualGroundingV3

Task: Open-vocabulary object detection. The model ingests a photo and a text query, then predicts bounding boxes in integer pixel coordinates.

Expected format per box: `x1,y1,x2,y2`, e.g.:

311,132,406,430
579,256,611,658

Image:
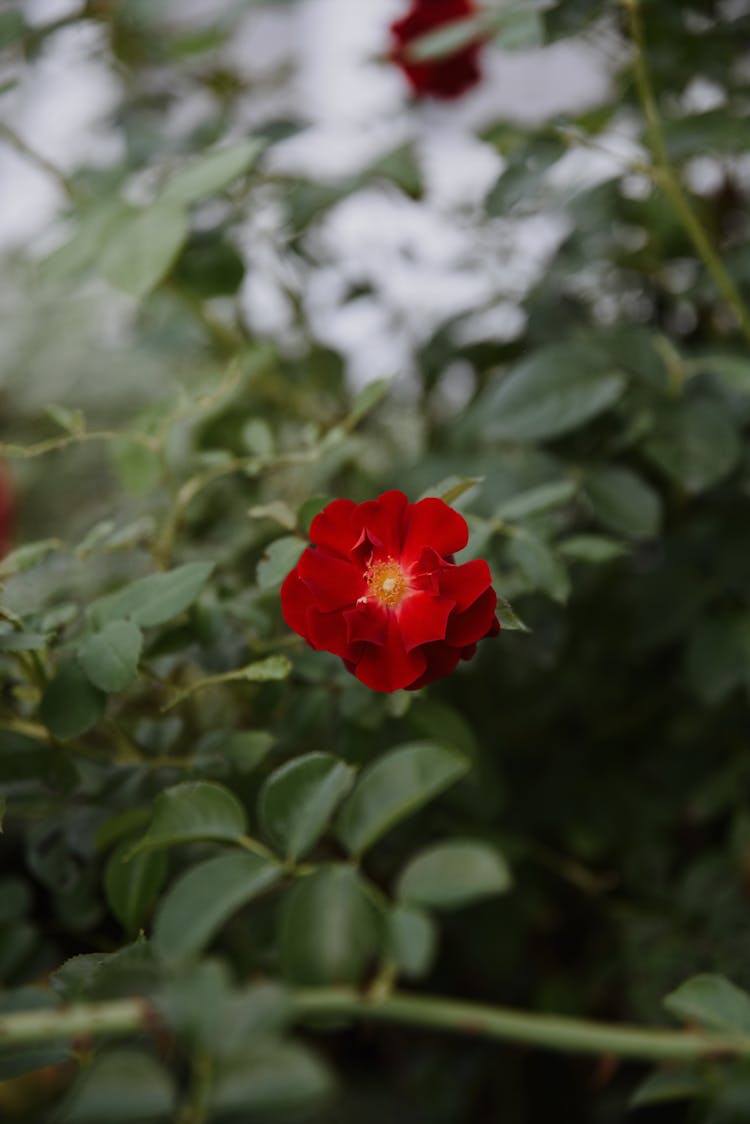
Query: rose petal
438,558,492,611
280,568,314,642
353,490,409,558
390,1,482,102
297,547,365,610
307,607,359,660
309,499,358,556
354,615,426,693
401,497,468,565
397,591,454,652
405,641,461,691
445,587,498,647
344,600,388,646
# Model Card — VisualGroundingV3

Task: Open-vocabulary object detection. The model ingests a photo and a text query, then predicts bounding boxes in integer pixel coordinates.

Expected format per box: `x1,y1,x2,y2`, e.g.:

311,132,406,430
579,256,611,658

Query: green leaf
158,969,289,1055
163,656,291,711
495,8,544,49
111,440,163,496
495,594,530,632
61,1049,174,1122
419,476,484,505
396,840,512,909
386,904,437,980
51,940,158,1002
0,11,26,51
258,753,356,861
557,534,628,563
161,139,264,205
406,14,487,61
39,658,106,740
77,619,142,694
664,974,750,1034
508,533,570,603
345,378,390,428
584,466,661,539
45,404,85,435
241,418,274,457
248,500,297,530
96,807,151,851
0,1042,71,1083
89,561,214,629
130,781,247,856
100,200,189,298
104,841,167,937
644,398,741,493
696,352,750,394
211,1041,333,1115
153,851,281,962
685,615,750,705
496,479,577,521
0,538,63,578
238,655,291,682
194,730,275,777
631,1068,708,1108
0,630,50,652
482,343,626,442
256,536,305,590
280,864,383,985
40,197,131,281
336,741,470,856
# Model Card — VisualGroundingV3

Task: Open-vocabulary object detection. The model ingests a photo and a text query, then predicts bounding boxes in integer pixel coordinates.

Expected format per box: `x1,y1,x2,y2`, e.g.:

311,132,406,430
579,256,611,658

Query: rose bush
2,1,750,1122
281,490,498,692
390,0,483,99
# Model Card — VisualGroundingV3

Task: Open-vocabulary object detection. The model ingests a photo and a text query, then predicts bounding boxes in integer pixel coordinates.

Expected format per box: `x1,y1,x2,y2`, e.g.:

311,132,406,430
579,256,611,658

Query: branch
2,989,750,1063
622,0,750,349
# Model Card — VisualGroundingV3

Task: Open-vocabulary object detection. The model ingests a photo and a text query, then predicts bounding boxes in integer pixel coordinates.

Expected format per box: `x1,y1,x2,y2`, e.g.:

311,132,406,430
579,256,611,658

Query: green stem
2,990,750,1063
0,999,149,1046
293,989,748,1062
623,0,750,349
178,1052,214,1124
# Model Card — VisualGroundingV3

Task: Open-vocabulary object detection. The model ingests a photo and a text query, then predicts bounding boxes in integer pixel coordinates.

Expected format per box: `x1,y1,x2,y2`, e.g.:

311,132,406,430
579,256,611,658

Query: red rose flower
281,490,499,693
0,462,12,559
390,0,483,100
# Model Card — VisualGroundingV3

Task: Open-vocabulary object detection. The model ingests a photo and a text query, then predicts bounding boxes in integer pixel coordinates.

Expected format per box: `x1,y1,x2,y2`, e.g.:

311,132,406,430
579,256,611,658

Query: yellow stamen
366,558,409,608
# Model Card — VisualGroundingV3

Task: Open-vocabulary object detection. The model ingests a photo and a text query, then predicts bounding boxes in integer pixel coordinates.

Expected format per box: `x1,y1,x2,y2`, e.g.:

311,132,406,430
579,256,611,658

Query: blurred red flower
281,490,499,692
390,0,483,100
0,463,12,559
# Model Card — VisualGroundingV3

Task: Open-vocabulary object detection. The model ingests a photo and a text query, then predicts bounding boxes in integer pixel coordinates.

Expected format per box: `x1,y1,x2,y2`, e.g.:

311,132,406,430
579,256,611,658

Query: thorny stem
623,0,750,348
1,990,749,1063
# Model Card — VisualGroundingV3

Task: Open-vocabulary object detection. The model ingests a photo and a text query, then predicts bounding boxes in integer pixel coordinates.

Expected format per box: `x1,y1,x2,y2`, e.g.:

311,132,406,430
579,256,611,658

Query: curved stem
293,989,750,1061
623,0,750,348
2,989,750,1063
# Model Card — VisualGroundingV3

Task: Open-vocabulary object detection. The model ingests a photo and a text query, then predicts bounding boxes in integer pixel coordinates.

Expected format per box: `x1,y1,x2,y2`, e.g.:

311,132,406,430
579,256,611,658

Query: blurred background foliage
2,0,750,1120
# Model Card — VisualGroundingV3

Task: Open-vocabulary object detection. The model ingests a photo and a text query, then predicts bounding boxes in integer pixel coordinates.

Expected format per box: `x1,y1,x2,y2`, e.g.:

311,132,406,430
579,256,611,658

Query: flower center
365,557,409,608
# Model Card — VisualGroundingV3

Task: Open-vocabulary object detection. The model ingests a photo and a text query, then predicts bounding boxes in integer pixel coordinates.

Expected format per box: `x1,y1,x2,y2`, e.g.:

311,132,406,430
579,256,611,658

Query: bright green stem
623,0,750,349
2,990,750,1062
